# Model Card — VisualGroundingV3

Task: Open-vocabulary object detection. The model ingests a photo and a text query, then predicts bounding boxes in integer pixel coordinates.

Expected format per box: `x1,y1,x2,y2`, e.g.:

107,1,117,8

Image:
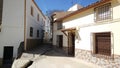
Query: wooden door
95,32,111,56
68,32,75,56
57,35,63,48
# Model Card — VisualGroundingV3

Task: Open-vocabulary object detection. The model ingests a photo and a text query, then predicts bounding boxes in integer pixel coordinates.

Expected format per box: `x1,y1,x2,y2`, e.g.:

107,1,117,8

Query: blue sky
35,0,99,15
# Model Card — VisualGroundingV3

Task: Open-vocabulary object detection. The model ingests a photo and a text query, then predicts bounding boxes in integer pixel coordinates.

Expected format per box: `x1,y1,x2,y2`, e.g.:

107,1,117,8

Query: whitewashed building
68,4,83,11
0,0,46,64
53,0,120,67
44,16,52,43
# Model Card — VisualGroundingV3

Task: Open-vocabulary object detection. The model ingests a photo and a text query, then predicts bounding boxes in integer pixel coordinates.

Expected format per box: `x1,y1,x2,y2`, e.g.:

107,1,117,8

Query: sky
35,0,99,15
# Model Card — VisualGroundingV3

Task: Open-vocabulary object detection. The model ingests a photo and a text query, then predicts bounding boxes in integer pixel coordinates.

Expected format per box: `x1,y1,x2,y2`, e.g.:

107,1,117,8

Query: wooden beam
62,31,68,36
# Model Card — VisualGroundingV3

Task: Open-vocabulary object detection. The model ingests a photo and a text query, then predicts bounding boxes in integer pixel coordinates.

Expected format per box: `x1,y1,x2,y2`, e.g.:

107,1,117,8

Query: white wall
63,8,94,28
53,23,68,47
53,0,120,55
0,0,24,58
44,16,52,41
63,1,120,55
45,16,50,33
0,0,46,58
68,4,82,11
26,0,45,39
75,21,120,55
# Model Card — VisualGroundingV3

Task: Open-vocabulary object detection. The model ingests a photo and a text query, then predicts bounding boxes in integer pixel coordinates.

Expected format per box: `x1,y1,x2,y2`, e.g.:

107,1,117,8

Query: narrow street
12,44,100,68
1,0,120,68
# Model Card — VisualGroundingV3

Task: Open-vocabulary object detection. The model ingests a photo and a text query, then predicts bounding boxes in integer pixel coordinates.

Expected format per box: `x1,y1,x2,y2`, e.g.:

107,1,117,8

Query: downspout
24,0,27,51
50,15,54,45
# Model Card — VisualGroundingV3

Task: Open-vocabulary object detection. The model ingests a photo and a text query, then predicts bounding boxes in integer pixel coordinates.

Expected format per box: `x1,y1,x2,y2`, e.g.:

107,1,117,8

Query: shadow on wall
17,41,24,59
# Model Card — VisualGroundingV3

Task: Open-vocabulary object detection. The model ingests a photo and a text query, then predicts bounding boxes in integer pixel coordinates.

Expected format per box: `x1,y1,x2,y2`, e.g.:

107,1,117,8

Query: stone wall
75,49,120,68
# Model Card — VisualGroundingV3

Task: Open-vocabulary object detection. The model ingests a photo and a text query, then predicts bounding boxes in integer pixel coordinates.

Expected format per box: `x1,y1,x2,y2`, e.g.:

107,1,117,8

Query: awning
61,27,76,36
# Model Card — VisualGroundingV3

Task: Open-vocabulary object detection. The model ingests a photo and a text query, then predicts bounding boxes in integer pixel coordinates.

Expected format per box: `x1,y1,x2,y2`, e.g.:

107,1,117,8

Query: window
57,22,62,30
30,27,33,37
31,6,33,16
37,30,39,37
94,3,112,22
94,32,111,56
37,14,39,21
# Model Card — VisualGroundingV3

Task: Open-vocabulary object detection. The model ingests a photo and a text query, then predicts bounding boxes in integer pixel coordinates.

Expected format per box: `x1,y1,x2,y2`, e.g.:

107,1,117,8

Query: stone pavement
12,44,101,68
28,56,100,68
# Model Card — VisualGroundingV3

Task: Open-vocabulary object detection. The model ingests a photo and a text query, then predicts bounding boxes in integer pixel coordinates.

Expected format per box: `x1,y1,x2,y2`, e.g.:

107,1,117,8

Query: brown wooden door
95,32,111,56
68,32,75,56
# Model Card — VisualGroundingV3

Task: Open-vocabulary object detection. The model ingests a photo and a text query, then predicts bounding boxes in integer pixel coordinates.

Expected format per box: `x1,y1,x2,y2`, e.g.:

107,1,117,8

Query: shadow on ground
24,44,68,57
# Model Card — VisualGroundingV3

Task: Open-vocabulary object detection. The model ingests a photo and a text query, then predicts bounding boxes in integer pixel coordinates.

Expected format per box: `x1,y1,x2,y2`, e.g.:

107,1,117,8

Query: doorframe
57,35,63,48
68,31,75,56
3,46,14,59
3,46,14,64
91,32,114,58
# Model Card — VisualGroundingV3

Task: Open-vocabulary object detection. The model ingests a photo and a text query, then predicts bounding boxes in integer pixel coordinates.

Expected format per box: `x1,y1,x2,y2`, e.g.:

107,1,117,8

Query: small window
57,22,62,30
30,27,33,37
31,6,33,16
37,14,39,21
94,3,112,22
37,30,39,37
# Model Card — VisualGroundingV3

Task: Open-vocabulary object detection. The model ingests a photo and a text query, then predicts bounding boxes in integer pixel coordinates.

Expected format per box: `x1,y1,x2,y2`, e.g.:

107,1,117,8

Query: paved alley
28,56,100,68
12,44,100,68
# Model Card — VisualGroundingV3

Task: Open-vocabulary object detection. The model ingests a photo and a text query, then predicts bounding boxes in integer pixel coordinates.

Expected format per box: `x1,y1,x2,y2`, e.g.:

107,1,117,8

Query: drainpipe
24,0,27,51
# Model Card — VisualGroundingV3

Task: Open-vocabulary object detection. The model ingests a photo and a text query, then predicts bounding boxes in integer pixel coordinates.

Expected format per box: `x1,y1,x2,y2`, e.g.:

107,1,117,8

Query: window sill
95,19,113,23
